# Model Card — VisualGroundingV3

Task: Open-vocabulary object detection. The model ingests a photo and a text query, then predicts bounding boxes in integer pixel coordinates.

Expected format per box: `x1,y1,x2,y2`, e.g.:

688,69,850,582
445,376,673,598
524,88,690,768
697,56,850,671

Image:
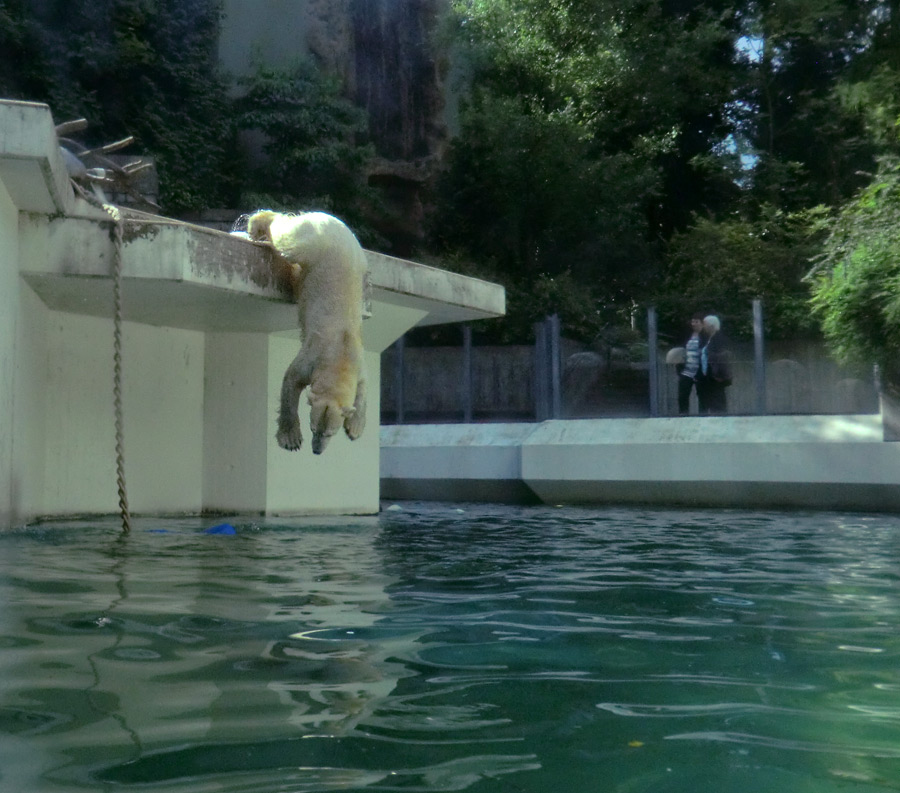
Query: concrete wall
12,304,206,519
219,0,319,77
4,274,394,522
202,333,382,515
7,307,381,523
265,342,382,514
382,416,900,512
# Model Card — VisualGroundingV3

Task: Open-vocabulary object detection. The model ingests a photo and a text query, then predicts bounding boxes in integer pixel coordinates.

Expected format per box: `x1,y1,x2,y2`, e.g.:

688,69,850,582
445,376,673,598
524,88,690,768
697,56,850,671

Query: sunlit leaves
810,159,900,386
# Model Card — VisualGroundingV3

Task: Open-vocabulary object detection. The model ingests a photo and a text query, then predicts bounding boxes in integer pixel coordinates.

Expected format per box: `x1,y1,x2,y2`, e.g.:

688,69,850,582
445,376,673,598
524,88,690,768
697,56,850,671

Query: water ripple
665,730,900,758
2,505,900,792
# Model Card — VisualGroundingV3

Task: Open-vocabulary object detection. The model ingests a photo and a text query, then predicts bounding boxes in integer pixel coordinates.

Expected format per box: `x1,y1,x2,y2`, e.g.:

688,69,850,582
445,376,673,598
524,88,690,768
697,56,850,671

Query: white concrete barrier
381,415,900,511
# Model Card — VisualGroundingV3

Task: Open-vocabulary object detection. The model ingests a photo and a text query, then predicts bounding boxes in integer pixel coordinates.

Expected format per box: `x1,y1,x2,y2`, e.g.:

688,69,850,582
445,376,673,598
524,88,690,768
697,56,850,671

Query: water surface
1,504,899,792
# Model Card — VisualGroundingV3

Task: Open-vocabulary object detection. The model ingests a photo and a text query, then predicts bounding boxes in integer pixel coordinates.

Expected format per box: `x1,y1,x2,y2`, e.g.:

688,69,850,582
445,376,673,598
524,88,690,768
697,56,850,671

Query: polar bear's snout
309,400,350,455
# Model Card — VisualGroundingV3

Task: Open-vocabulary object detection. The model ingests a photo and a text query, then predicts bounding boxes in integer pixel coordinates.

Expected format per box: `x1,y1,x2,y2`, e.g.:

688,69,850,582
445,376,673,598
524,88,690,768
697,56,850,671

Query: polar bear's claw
276,425,304,451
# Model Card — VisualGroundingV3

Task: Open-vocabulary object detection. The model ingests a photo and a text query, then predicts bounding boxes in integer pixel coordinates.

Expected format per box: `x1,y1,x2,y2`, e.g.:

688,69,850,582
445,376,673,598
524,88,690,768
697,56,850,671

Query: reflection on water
1,505,899,792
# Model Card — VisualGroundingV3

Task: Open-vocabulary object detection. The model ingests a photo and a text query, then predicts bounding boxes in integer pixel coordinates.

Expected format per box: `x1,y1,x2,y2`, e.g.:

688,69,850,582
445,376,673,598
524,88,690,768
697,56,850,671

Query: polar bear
247,210,367,455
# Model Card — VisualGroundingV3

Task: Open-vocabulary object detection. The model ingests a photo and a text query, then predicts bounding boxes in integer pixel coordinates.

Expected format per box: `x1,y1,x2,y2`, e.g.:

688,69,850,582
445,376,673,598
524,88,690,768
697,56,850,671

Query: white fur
248,210,368,454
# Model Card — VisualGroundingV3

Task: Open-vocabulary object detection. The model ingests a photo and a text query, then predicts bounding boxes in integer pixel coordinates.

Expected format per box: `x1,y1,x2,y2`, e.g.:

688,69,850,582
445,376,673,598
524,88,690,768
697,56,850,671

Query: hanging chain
104,204,131,533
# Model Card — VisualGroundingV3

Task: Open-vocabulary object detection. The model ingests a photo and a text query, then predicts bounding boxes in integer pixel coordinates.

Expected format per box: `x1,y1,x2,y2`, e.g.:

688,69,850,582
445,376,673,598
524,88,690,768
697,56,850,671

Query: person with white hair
698,314,731,414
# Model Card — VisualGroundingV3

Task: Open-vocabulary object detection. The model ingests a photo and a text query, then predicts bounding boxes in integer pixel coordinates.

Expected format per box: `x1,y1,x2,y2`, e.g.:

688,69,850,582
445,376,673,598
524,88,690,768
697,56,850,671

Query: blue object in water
204,523,237,535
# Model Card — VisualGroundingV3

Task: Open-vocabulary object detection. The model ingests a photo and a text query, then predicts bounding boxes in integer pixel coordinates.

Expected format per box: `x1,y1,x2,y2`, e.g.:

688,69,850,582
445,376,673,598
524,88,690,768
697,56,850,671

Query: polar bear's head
309,399,356,455
247,210,278,242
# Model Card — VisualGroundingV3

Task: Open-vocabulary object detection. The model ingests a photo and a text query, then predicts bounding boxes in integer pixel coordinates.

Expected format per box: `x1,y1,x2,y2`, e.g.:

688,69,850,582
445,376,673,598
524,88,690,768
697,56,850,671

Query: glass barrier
381,302,879,424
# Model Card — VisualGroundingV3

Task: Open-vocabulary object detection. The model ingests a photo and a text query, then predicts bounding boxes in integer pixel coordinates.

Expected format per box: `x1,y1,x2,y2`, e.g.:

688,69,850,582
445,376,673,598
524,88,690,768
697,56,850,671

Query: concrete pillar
264,341,382,514
394,334,405,425
462,325,473,423
203,332,270,513
203,331,385,516
0,181,17,525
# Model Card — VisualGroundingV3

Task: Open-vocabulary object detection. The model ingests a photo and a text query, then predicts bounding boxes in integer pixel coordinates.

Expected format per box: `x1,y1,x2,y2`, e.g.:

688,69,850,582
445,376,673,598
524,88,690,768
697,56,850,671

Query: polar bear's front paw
344,409,365,441
276,424,304,451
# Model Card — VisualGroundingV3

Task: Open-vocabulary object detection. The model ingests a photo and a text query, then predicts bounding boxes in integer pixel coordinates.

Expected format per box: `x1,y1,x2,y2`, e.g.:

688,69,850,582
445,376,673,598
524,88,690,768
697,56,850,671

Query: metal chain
104,204,131,533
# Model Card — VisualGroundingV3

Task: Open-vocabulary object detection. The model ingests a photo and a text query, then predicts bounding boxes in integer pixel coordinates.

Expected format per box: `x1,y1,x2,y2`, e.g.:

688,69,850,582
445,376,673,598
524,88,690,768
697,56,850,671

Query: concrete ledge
380,415,900,511
380,424,538,503
528,481,900,511
0,101,73,214
19,211,505,334
1,99,504,337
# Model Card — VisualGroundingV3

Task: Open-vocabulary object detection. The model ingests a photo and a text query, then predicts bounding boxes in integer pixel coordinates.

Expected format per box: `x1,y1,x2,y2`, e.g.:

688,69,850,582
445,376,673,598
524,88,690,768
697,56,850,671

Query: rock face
349,0,447,162
221,0,453,252
306,0,450,254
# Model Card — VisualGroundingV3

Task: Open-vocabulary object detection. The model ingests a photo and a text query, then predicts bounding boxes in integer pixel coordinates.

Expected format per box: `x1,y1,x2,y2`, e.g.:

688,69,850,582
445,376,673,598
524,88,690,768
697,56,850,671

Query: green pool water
1,503,899,792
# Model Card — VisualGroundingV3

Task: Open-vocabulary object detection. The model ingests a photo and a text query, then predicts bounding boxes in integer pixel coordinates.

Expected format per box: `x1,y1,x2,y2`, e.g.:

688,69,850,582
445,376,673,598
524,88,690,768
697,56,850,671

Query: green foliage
441,0,751,341
659,206,828,338
452,0,742,237
0,0,54,99
0,3,378,221
235,60,376,228
6,0,900,355
838,65,900,157
436,90,654,281
810,160,900,389
0,0,238,213
432,87,658,341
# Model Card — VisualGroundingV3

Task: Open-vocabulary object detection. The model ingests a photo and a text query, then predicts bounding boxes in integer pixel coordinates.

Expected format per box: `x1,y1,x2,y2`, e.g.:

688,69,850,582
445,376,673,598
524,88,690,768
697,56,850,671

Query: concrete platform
381,415,900,512
0,99,505,525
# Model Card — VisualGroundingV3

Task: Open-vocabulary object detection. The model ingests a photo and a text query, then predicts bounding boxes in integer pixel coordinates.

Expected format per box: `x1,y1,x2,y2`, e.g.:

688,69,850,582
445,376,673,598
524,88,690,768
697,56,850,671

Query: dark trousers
678,375,698,414
697,377,727,414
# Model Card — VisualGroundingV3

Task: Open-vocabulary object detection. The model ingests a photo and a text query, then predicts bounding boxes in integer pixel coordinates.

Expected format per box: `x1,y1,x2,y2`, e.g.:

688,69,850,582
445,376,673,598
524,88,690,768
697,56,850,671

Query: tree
0,0,55,99
810,159,900,392
435,91,655,284
451,0,742,237
736,0,881,209
439,0,743,341
659,205,827,338
0,0,238,213
234,60,376,234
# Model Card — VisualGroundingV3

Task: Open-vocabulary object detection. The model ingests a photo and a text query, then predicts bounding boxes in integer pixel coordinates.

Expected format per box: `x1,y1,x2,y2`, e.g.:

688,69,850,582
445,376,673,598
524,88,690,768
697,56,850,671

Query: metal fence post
534,320,549,421
462,325,473,423
753,299,766,415
549,314,562,419
647,306,659,417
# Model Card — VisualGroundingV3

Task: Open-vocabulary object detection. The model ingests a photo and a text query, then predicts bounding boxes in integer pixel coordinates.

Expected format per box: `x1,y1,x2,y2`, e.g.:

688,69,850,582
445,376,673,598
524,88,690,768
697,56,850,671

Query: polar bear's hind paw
276,424,304,451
